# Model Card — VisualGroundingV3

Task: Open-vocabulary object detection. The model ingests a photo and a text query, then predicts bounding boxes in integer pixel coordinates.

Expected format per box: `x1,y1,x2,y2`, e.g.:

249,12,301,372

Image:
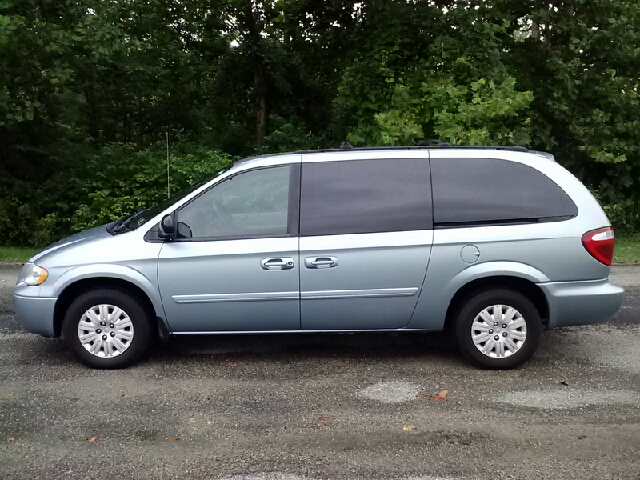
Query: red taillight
582,227,615,266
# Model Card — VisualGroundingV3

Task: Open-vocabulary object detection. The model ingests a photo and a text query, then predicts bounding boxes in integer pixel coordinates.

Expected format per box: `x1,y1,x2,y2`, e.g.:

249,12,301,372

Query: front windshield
118,181,207,232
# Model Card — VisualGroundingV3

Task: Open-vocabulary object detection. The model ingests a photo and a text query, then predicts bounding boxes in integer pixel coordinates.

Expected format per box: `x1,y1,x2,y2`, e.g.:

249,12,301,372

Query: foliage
592,188,640,236
258,115,321,153
347,78,533,147
1,0,639,244
69,142,235,233
0,141,234,247
497,0,640,233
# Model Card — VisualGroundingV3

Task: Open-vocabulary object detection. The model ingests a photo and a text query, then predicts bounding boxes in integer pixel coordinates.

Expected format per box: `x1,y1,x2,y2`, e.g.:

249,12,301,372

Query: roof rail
294,145,529,154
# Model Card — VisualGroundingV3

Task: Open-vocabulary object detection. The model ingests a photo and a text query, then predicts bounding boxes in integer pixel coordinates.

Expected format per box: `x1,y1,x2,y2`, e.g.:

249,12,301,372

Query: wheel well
53,278,157,337
443,276,549,333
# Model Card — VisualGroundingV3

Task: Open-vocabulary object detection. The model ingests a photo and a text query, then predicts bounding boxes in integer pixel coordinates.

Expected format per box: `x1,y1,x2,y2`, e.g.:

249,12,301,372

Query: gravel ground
0,265,639,480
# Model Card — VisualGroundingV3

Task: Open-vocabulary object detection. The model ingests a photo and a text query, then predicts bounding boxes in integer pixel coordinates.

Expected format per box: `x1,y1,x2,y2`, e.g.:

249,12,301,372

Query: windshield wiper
112,210,145,234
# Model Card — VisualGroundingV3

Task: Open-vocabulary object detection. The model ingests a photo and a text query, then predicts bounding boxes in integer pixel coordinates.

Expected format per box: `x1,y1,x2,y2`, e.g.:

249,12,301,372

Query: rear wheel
62,289,152,369
454,289,542,369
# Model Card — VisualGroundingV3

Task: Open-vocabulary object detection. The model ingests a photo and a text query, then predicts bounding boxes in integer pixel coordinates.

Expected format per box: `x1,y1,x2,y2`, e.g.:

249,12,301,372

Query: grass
1,236,639,264
614,236,640,264
0,246,39,263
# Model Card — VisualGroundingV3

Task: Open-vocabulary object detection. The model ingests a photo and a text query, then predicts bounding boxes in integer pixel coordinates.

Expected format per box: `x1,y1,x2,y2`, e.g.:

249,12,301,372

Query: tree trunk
84,84,99,139
238,0,267,149
255,71,266,148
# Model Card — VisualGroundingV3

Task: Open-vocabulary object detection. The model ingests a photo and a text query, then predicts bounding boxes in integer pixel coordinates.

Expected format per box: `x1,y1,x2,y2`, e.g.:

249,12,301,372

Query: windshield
108,181,207,234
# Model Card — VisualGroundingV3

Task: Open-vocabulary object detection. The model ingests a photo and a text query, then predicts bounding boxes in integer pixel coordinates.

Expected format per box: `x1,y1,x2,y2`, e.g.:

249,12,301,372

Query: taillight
582,227,615,266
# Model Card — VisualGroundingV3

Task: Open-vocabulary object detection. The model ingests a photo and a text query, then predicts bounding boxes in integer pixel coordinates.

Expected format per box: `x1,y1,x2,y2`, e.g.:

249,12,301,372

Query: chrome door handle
261,257,294,270
305,256,338,269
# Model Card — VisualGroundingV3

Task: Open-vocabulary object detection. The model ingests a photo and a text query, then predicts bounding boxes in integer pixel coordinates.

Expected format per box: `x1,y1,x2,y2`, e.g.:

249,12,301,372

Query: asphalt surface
0,265,639,480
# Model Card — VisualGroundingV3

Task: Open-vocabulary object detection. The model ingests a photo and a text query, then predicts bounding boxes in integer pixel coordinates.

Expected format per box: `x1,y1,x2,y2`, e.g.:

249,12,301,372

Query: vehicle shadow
150,331,457,362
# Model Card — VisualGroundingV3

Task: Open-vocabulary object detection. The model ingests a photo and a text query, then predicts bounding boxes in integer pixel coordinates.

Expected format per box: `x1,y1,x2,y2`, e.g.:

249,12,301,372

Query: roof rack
295,144,529,154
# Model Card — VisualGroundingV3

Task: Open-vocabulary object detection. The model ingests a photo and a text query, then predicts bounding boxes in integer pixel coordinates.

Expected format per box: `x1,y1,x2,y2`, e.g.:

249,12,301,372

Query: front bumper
13,293,57,337
539,278,625,329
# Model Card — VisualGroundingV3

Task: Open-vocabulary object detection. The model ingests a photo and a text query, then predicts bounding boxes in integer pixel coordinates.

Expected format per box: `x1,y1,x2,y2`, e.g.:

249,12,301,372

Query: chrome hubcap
77,304,134,358
471,304,527,358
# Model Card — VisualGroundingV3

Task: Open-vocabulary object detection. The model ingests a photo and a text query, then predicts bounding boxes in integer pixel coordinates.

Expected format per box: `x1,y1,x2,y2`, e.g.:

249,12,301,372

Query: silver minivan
13,146,625,369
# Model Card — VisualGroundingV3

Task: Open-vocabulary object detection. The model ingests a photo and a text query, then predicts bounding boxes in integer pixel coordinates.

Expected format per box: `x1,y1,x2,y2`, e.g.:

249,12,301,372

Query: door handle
261,257,294,270
305,256,338,269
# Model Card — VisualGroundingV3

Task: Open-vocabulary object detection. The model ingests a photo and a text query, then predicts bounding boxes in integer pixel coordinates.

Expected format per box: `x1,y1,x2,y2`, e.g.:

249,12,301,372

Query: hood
30,224,113,264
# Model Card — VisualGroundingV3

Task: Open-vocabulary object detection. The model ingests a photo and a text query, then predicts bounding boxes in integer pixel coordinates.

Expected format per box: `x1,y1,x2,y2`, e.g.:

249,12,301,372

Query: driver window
177,166,291,239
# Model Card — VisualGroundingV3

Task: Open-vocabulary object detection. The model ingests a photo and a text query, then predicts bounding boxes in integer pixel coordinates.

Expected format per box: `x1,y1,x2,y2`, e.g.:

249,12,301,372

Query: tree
334,0,532,146
498,0,640,231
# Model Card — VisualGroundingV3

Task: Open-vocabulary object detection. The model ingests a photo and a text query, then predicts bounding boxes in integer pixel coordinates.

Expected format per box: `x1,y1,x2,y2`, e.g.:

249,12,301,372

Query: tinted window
431,158,578,226
178,166,293,239
300,158,432,236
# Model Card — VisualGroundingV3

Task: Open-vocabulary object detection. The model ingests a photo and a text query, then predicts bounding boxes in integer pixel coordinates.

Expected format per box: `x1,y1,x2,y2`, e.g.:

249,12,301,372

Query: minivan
14,145,624,369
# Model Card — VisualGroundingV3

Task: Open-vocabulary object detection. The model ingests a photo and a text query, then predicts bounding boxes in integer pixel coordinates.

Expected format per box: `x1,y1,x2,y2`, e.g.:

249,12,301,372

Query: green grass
0,246,39,263
614,236,640,264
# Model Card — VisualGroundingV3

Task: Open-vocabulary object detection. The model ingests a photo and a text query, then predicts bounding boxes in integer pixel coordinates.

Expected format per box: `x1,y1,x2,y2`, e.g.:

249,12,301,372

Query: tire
454,289,542,369
62,288,153,369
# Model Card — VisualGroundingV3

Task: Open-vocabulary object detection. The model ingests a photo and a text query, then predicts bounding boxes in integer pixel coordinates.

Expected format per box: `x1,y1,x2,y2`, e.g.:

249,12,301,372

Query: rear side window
300,158,432,236
431,158,578,227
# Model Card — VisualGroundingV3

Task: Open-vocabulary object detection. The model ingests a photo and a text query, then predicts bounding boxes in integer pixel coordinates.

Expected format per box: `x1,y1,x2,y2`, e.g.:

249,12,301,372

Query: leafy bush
346,77,533,147
592,189,640,236
69,143,234,233
0,142,235,247
258,115,321,153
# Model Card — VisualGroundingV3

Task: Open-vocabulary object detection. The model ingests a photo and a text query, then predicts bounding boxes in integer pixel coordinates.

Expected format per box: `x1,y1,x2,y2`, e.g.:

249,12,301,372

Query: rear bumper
13,294,57,337
539,279,625,329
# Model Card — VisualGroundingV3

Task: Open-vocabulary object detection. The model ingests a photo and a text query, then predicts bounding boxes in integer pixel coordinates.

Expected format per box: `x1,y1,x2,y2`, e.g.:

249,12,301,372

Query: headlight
17,263,49,286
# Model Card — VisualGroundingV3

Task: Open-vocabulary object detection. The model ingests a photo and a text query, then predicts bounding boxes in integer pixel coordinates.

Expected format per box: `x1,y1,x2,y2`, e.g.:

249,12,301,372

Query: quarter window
431,158,578,227
300,158,432,236
177,165,293,239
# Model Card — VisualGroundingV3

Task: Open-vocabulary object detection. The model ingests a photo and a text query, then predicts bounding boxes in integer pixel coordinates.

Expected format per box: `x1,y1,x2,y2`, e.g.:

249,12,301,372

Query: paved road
1,265,639,479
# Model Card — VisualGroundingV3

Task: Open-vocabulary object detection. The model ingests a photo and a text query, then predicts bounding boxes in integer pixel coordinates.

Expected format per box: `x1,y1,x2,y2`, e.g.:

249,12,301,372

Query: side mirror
158,214,175,239
176,221,192,239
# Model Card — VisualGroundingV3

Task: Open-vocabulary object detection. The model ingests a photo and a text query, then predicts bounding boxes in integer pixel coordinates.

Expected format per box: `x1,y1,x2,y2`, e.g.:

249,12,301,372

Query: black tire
454,289,542,369
62,288,153,369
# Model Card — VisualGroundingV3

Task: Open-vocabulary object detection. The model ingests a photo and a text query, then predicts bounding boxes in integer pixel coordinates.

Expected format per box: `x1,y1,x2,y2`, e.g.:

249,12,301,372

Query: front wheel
454,289,543,369
62,289,153,369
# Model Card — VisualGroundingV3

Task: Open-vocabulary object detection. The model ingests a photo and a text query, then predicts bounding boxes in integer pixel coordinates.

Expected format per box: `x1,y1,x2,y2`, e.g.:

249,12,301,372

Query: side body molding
408,261,550,330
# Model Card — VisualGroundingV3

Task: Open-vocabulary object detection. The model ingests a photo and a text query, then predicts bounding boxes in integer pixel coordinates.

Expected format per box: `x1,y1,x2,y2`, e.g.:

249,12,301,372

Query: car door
157,163,301,333
299,154,433,331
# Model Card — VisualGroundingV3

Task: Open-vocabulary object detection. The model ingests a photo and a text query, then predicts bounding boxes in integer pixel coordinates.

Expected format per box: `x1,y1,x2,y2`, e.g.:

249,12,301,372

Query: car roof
231,144,551,172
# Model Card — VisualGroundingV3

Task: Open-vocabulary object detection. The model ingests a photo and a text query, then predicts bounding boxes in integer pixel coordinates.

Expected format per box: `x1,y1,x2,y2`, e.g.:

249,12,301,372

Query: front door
157,164,301,333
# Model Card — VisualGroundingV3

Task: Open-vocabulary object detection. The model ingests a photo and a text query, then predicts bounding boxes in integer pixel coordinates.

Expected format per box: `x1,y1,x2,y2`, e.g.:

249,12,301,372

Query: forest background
1,0,639,247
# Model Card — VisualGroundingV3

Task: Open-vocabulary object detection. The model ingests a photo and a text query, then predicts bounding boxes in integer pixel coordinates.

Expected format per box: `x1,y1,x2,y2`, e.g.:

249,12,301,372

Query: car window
431,157,578,227
177,165,292,239
300,158,432,236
